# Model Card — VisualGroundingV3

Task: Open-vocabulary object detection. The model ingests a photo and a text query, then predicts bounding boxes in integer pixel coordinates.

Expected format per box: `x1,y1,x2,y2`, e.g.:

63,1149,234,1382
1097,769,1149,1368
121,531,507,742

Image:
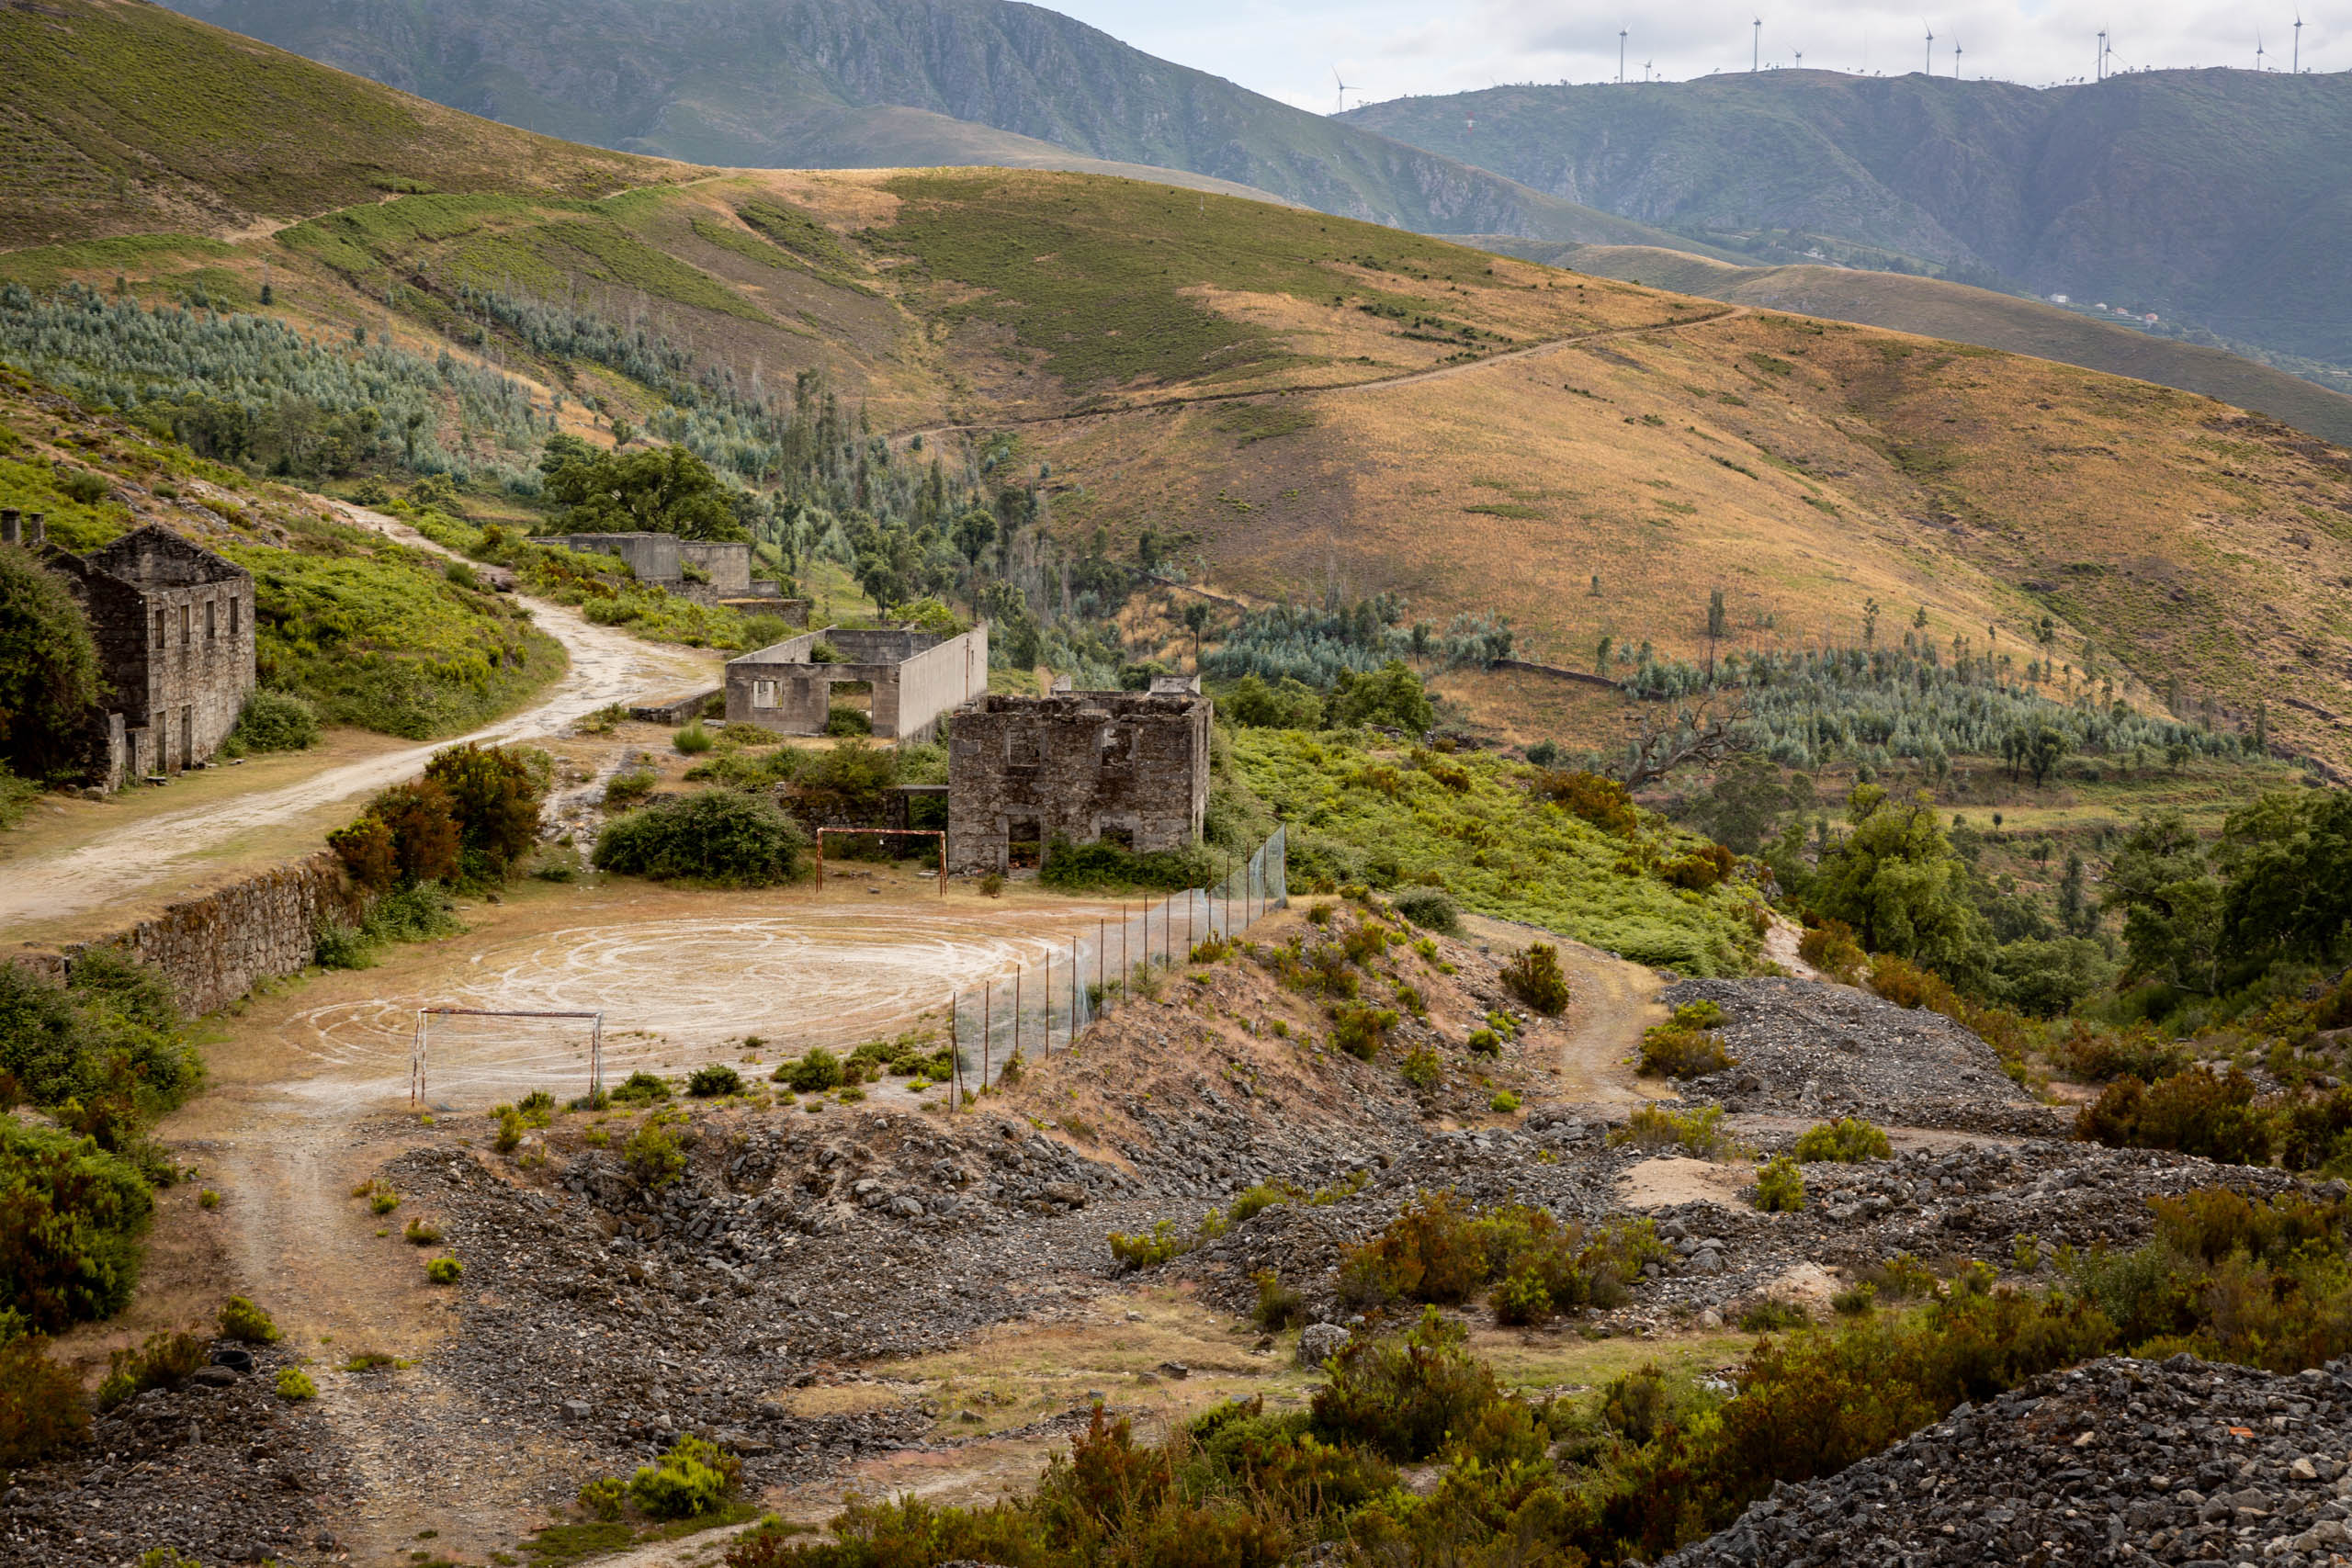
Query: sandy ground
0,506,718,939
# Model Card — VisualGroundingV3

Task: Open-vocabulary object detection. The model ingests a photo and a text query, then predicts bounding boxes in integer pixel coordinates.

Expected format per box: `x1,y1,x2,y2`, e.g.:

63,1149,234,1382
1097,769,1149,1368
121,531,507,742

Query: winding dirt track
889,305,1747,441
0,508,717,932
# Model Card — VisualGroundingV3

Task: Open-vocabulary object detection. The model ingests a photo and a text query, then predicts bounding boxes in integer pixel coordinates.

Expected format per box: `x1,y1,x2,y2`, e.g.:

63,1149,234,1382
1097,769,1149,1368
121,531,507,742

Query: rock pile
1,1341,356,1567
1659,976,2066,1134
1663,1354,2352,1568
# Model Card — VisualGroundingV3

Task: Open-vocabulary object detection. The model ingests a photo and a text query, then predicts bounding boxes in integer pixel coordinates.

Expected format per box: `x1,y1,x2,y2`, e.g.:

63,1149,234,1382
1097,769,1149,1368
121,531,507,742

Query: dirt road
1461,913,1669,1105
0,507,718,933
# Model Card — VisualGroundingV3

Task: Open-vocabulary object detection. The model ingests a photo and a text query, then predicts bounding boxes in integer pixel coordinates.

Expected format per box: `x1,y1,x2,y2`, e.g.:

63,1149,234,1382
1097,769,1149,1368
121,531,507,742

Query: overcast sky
1043,0,2335,111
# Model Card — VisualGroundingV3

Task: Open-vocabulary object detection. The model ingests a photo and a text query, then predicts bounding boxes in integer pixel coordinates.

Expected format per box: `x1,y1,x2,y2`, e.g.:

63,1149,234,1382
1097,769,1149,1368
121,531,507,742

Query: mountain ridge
154,0,1727,253
1345,68,2352,369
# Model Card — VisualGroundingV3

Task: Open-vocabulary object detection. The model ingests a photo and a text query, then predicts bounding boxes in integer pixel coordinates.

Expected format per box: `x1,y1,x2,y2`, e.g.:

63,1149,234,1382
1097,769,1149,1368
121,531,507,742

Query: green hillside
149,0,1724,254
1349,69,2352,371
1469,240,2352,449
0,0,689,249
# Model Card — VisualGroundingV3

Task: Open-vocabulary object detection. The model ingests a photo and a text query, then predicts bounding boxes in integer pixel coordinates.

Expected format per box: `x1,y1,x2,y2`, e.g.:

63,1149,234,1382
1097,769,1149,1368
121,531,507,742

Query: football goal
409,1008,605,1109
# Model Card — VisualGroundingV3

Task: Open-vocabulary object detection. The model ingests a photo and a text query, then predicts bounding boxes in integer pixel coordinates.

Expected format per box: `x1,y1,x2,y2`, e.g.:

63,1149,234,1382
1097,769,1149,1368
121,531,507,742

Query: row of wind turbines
1328,12,2321,107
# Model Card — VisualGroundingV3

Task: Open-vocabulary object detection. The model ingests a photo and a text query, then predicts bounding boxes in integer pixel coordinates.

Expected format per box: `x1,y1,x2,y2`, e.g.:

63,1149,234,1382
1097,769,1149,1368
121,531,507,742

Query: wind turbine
1643,58,1654,82
2295,10,2303,71
1794,48,1804,68
1331,68,1353,115
1924,20,1935,75
1754,17,1763,71
2256,28,2266,70
2096,27,2107,81
1953,35,1962,76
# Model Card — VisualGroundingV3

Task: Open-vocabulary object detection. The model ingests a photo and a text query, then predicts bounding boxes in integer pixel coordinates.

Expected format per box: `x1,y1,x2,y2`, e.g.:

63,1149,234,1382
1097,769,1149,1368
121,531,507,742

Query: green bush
96,1330,203,1410
224,689,319,754
1753,1156,1805,1213
2078,1066,2274,1164
1251,1269,1305,1330
594,789,807,886
423,743,548,881
0,948,198,1134
630,1433,741,1519
0,1121,153,1331
625,1119,685,1187
275,1366,317,1401
0,1335,89,1466
1397,1044,1440,1088
1610,1102,1742,1158
688,1063,745,1098
612,1070,672,1104
1335,1191,1658,1322
1637,1002,1736,1078
822,704,872,738
218,1294,279,1343
776,1048,843,1092
1310,1307,1507,1461
0,545,99,780
425,1256,463,1285
1501,942,1571,1014
1792,1118,1893,1163
673,720,715,754
1107,1220,1192,1271
578,1475,626,1522
1391,886,1459,933
1038,837,1217,893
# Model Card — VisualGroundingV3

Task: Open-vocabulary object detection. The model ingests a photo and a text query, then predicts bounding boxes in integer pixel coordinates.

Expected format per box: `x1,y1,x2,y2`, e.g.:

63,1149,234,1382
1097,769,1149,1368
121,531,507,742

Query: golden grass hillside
4,118,2346,768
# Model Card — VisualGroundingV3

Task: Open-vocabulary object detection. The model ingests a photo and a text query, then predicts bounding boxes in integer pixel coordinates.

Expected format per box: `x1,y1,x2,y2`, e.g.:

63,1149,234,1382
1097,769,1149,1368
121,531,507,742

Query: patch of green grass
1464,502,1546,520
518,1501,763,1564
1213,402,1317,446
0,235,238,291
1229,730,1763,975
875,168,1518,392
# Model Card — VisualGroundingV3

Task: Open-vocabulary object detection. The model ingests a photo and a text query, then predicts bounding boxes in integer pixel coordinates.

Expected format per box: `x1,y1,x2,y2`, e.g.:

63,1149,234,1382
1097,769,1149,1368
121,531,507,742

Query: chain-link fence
947,827,1286,1099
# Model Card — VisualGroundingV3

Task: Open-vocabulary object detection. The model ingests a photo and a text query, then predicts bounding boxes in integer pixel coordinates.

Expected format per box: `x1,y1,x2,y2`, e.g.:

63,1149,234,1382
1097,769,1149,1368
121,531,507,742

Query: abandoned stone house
6,509,256,788
550,531,795,613
725,624,989,742
945,681,1213,874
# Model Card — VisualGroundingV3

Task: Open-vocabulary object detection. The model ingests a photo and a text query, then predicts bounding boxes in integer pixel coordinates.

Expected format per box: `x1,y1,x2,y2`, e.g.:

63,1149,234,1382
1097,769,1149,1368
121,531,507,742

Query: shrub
594,789,807,886
198,1188,219,1209
778,1048,843,1093
1336,1005,1400,1062
601,765,658,810
1500,942,1570,1014
0,1121,153,1330
425,1256,463,1285
673,720,715,754
1531,769,1639,836
1107,1219,1192,1270
630,1432,741,1519
226,689,319,754
218,1294,279,1343
1638,1001,1736,1078
2078,1066,2274,1164
275,1366,317,1401
311,918,373,970
1397,1045,1441,1088
1739,1298,1809,1331
1753,1156,1805,1213
1792,1118,1893,1163
0,950,198,1134
626,1118,687,1188
578,1475,626,1521
612,1070,672,1103
1039,837,1217,893
340,780,458,886
0,1335,89,1466
422,742,547,880
368,1185,400,1215
1797,919,1866,983
978,871,1004,897
1610,1102,1741,1158
822,704,872,738
1335,1191,1658,1320
96,1330,204,1410
1252,1269,1306,1330
1392,887,1459,933
1311,1308,1510,1461
402,1218,444,1246
1465,1027,1500,1055
2056,1020,2190,1085
1490,1090,1521,1113
0,545,100,780
688,1063,745,1098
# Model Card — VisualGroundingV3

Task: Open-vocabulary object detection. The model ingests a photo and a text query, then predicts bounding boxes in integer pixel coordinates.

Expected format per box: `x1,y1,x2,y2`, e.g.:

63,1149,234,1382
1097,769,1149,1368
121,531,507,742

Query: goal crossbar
411,1008,605,1108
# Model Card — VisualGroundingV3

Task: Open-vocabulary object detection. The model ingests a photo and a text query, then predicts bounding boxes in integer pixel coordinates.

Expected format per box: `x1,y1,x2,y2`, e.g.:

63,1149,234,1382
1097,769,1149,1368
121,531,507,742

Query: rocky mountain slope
1346,68,2352,372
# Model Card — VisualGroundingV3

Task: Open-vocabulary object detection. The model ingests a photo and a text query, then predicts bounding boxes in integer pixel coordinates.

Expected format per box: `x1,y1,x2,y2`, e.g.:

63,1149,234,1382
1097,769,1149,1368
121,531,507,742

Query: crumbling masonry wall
726,625,988,742
947,691,1212,874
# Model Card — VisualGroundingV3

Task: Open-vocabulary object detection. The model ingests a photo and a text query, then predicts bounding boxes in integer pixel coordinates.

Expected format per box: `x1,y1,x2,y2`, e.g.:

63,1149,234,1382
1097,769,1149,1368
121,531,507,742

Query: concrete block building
725,624,989,742
946,683,1213,874
8,511,257,787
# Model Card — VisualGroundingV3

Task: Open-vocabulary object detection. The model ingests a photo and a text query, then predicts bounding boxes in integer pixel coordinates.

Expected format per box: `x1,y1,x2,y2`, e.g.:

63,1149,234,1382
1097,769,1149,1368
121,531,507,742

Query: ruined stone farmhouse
725,624,989,742
7,510,256,788
946,681,1212,874
551,531,798,615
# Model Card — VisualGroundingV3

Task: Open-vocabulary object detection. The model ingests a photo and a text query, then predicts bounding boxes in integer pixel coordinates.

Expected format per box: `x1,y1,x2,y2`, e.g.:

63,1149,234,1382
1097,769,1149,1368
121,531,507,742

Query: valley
6,5,2352,1568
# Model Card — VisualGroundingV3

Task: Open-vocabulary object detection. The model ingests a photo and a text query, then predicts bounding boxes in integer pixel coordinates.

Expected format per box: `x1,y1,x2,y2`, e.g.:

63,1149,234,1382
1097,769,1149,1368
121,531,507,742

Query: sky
1043,0,2335,111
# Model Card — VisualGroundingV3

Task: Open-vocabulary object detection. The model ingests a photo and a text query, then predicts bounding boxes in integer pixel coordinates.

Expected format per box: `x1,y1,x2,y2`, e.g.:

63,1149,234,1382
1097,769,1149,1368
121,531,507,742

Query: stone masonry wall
25,852,373,1018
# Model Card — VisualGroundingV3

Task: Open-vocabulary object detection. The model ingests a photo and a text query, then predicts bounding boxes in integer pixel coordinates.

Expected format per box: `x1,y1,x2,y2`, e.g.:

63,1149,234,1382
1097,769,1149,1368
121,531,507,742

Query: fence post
982,979,991,1088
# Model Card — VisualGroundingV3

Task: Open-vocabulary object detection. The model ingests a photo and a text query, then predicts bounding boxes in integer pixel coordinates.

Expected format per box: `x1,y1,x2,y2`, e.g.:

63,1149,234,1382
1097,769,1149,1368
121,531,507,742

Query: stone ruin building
725,624,989,742
946,678,1212,874
6,510,256,789
550,531,800,616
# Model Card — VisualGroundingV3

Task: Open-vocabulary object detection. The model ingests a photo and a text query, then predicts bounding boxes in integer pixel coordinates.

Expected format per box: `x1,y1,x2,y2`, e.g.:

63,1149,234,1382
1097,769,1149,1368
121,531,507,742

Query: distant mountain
1471,240,2352,449
1346,69,2352,369
158,0,1714,253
